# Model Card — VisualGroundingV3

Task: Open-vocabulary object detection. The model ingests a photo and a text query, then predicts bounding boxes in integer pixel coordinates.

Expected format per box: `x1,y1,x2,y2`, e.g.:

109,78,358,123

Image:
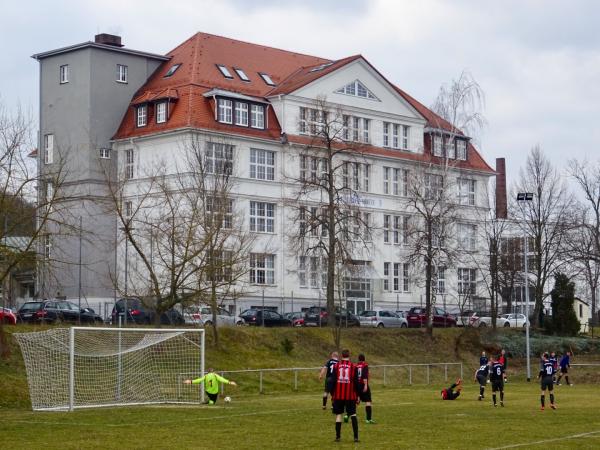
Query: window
164,63,181,77
235,102,248,126
299,156,327,183
259,73,276,86
117,64,128,83
383,123,409,150
402,263,410,292
393,263,400,291
124,149,134,180
437,266,446,294
298,256,307,287
298,255,324,288
216,64,234,79
458,178,476,206
383,167,408,196
206,197,233,229
299,107,325,136
234,68,250,81
299,107,308,134
425,173,443,199
457,268,477,295
250,149,275,181
335,80,378,100
458,223,476,251
402,125,409,150
156,102,167,124
383,262,390,291
383,122,389,147
250,104,265,129
44,235,51,259
46,181,54,204
384,214,408,245
59,65,69,84
217,99,233,124
457,140,467,160
344,115,370,143
206,143,233,174
383,215,390,244
445,138,456,159
136,105,147,127
347,162,369,192
124,201,133,218
433,135,443,156
250,201,275,233
208,250,233,282
44,134,54,165
250,254,275,284
99,148,111,159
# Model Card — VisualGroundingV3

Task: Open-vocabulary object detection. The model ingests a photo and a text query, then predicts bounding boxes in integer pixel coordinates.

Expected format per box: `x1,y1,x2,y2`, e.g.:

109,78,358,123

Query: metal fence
218,362,463,394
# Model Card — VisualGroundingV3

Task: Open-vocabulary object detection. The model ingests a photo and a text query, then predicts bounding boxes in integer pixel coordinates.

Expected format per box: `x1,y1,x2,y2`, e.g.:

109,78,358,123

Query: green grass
2,382,600,449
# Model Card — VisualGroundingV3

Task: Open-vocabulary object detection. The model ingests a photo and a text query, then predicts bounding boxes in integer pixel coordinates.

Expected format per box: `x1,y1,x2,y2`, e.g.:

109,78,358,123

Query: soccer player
539,353,557,410
480,351,488,366
183,367,237,405
549,351,558,383
489,355,505,407
556,351,573,386
331,349,360,443
474,361,490,400
319,351,339,409
441,378,463,400
356,353,375,424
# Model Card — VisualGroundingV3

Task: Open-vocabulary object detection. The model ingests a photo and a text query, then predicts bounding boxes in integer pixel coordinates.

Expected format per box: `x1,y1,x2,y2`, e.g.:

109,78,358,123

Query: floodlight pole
517,192,533,382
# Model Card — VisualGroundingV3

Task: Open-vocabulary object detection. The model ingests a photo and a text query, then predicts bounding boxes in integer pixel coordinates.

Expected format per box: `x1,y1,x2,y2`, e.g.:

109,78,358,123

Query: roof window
217,65,234,79
234,68,250,82
259,73,276,86
164,64,181,78
309,62,334,72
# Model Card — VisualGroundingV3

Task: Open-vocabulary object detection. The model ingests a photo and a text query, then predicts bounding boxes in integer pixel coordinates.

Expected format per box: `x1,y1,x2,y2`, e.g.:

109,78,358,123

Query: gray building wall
36,40,166,304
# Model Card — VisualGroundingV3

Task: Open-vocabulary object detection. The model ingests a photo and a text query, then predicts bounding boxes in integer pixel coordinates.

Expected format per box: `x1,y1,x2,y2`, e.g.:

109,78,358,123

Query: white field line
487,430,600,449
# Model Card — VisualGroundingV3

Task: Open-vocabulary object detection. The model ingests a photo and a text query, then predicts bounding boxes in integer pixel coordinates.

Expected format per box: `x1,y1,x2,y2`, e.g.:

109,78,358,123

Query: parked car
304,306,360,327
456,309,477,327
406,306,457,328
183,306,241,326
359,310,408,328
239,309,292,327
17,300,103,324
1,307,17,325
500,313,529,328
473,313,529,328
284,312,305,327
111,298,184,325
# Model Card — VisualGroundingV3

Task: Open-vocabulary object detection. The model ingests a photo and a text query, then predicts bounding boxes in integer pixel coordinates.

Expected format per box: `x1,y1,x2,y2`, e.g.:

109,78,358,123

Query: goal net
15,327,205,411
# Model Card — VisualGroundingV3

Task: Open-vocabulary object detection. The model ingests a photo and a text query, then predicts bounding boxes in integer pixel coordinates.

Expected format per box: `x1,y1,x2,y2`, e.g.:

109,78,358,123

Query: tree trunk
210,285,220,348
425,256,433,337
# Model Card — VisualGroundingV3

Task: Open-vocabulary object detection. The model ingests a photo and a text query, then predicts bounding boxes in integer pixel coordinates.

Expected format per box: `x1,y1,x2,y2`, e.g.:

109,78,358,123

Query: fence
218,362,463,395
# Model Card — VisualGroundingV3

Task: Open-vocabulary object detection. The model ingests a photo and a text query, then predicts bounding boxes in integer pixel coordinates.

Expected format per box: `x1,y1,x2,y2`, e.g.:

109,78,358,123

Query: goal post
15,327,205,411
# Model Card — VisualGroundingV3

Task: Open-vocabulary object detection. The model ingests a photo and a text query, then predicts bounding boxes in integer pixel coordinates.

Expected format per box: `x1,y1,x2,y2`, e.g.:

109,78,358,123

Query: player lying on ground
319,351,338,409
441,379,463,400
331,349,361,443
184,367,237,405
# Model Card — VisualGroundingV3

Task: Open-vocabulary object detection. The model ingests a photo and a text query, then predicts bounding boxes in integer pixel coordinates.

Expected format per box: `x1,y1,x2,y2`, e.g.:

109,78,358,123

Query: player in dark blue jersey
539,353,556,410
319,351,339,409
356,353,375,424
479,351,488,366
474,362,490,400
556,351,572,386
489,355,505,407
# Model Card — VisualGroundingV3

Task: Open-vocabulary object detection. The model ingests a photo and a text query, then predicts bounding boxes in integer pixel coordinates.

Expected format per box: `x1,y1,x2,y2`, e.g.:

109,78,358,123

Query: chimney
94,33,123,47
495,157,507,219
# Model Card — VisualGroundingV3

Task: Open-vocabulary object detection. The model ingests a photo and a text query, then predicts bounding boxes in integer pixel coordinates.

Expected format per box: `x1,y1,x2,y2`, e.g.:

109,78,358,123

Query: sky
2,0,599,188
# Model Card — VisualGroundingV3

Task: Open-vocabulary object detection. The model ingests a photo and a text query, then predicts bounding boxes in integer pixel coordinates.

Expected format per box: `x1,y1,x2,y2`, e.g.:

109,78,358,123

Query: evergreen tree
547,273,580,336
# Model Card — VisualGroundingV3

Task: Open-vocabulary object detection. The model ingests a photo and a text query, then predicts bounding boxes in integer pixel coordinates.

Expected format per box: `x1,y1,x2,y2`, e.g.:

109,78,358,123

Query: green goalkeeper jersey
192,373,230,394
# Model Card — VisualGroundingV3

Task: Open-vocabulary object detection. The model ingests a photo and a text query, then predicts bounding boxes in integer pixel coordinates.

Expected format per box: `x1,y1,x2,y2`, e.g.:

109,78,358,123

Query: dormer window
216,96,265,130
136,105,147,127
234,68,250,81
457,139,467,160
164,64,181,78
217,65,234,79
217,99,233,123
433,136,443,156
156,102,167,124
259,73,276,86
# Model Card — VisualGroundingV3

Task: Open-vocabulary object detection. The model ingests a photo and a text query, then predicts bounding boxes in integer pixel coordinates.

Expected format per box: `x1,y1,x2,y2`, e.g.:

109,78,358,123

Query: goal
15,327,205,411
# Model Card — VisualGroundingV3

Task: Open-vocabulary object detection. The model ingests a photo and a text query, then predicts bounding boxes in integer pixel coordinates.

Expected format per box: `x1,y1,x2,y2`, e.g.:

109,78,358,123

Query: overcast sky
2,0,599,187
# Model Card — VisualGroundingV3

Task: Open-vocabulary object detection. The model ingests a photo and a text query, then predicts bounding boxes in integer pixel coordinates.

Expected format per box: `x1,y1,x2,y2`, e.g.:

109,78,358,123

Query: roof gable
334,79,379,101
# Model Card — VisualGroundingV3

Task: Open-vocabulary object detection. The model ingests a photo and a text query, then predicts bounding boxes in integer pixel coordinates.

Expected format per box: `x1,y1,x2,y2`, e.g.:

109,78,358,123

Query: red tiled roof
113,32,493,173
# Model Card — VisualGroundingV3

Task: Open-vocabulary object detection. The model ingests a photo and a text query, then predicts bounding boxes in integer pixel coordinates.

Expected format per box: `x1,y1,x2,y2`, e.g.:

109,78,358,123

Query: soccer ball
224,396,231,403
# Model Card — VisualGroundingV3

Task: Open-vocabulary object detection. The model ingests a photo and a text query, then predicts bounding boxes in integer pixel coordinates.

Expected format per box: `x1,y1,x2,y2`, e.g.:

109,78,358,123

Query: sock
541,395,545,407
366,406,372,421
480,386,484,396
550,393,555,404
566,376,570,384
500,391,504,402
323,395,327,407
493,394,496,405
335,422,341,439
351,415,358,439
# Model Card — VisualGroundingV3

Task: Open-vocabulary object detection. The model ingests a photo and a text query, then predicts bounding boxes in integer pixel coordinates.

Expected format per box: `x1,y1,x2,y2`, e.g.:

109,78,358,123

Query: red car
406,307,456,328
285,312,305,327
1,307,17,325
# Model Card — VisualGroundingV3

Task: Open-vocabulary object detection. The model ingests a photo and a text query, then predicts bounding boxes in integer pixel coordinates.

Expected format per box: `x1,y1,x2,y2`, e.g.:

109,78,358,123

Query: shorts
324,377,334,393
541,377,554,391
476,375,487,387
206,392,218,403
358,386,371,402
332,399,357,416
491,380,504,392
560,367,568,374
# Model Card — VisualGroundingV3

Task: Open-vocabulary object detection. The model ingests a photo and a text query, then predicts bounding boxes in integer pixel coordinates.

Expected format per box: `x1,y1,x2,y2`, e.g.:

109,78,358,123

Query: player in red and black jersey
319,351,339,409
356,353,375,424
331,349,360,443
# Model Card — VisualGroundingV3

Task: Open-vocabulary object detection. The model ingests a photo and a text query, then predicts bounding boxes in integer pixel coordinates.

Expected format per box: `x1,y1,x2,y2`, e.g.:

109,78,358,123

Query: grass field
2,381,600,449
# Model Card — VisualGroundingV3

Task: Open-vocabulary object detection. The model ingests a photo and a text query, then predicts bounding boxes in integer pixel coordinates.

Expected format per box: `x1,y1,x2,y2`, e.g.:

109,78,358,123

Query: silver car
183,306,241,327
359,310,408,328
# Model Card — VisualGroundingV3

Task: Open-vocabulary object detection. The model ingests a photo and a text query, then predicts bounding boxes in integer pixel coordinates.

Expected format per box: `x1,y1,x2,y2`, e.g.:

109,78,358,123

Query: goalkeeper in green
184,368,237,405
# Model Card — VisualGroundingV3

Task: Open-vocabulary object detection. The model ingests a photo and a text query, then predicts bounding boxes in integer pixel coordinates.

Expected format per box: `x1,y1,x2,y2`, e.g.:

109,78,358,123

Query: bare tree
102,135,253,343
566,158,600,325
285,97,374,347
511,146,573,327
